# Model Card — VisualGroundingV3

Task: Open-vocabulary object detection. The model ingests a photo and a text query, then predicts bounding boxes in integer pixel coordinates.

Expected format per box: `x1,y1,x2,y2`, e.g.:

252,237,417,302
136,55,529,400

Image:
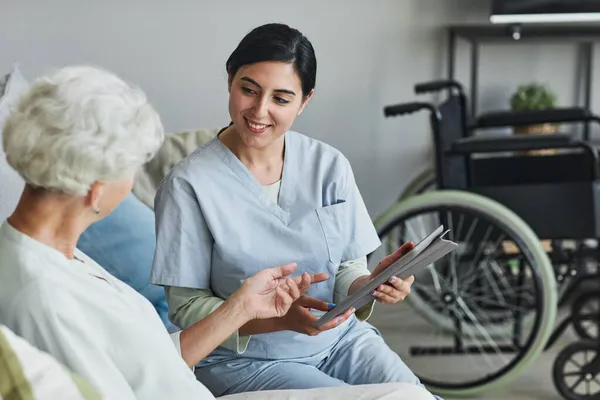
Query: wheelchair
387,84,599,308
368,80,600,400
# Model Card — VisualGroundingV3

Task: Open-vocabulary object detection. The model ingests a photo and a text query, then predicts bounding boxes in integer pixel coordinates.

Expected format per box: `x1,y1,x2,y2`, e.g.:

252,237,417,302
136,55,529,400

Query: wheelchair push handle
414,80,463,94
383,102,432,118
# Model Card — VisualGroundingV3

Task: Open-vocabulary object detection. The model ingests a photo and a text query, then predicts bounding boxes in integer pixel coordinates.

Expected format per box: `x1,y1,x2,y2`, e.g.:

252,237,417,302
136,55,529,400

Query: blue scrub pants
197,318,442,400
77,192,171,329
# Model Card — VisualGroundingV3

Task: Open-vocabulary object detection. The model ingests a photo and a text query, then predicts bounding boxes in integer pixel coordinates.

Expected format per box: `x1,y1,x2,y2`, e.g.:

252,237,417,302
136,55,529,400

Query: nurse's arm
334,256,376,321
167,270,332,352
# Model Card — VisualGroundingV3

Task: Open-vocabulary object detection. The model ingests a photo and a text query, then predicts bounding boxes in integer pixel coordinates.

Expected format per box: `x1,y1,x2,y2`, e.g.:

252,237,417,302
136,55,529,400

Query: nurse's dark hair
226,23,317,97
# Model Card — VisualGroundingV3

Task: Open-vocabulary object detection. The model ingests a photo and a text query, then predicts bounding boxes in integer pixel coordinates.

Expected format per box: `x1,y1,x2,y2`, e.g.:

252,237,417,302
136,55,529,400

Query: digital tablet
314,225,458,327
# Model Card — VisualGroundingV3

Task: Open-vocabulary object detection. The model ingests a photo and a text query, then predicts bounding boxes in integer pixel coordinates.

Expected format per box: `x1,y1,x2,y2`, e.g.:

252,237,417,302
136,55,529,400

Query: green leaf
510,83,557,111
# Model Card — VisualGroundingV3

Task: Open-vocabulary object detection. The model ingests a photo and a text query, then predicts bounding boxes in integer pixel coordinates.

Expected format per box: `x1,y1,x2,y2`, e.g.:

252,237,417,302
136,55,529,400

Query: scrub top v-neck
209,131,295,225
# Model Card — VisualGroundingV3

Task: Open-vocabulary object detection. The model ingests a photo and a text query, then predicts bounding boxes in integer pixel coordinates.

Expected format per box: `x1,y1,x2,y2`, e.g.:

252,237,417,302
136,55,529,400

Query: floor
368,297,591,400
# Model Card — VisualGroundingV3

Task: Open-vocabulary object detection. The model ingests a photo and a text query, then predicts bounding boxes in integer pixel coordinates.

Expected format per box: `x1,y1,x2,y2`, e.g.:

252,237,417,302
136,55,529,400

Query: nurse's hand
350,242,415,304
277,295,355,336
371,241,415,304
237,263,330,320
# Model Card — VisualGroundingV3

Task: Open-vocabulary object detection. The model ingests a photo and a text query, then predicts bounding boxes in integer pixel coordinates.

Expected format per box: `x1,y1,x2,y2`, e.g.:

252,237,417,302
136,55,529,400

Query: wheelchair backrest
435,96,469,189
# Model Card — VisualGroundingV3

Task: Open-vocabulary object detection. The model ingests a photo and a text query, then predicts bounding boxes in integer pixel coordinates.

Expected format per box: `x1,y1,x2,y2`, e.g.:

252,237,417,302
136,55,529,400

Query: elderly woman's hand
236,263,329,320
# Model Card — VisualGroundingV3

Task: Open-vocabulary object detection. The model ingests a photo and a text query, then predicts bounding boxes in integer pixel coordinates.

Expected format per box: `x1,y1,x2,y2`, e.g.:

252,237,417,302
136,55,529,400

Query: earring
93,208,100,215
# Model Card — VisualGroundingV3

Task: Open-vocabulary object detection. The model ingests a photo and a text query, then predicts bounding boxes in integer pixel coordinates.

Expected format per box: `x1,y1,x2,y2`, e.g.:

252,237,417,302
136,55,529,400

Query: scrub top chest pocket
315,200,350,265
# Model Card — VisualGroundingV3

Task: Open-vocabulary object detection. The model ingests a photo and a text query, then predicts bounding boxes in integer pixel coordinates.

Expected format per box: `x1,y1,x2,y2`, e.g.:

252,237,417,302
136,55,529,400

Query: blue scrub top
150,130,381,359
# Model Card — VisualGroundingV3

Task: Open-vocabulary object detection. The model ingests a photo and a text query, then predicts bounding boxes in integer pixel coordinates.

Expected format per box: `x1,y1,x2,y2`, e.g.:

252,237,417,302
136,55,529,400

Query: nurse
150,23,440,399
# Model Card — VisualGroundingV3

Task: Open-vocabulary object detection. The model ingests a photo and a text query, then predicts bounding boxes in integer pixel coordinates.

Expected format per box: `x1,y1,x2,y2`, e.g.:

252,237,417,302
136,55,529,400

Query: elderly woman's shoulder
0,238,72,314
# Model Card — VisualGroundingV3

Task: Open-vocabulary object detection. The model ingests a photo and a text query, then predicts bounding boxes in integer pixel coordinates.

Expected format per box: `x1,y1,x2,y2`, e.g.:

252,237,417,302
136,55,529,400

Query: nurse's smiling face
228,61,313,150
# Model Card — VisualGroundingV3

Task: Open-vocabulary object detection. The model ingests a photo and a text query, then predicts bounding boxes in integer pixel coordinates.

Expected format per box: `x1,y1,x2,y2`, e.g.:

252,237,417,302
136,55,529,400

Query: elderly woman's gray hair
2,65,164,196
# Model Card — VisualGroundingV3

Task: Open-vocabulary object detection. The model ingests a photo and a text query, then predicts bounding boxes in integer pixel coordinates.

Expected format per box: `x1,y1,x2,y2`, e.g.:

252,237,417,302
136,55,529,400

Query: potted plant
510,83,559,155
510,82,558,134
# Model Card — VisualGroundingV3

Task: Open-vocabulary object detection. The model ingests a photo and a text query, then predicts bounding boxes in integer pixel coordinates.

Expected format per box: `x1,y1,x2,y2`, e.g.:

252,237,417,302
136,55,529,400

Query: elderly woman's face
95,175,135,217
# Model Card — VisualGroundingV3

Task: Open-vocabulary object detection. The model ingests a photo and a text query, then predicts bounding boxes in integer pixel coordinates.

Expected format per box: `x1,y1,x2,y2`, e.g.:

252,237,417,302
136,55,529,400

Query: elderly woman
0,65,335,399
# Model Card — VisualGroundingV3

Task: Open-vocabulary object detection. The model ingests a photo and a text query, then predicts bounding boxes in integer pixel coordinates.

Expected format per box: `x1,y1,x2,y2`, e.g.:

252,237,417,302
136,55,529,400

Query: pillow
0,72,8,96
0,65,29,221
0,64,29,138
132,128,220,209
0,324,102,399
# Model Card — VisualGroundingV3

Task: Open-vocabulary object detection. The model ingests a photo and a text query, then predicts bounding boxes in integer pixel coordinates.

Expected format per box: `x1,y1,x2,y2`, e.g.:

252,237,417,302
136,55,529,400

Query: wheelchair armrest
474,107,594,129
450,134,574,154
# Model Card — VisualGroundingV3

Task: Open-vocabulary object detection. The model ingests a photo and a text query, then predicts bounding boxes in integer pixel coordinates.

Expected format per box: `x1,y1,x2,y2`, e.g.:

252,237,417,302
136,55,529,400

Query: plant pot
513,123,559,156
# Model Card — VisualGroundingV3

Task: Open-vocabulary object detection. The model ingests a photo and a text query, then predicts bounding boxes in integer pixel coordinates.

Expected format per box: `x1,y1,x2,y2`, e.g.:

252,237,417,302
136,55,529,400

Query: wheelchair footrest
410,344,520,356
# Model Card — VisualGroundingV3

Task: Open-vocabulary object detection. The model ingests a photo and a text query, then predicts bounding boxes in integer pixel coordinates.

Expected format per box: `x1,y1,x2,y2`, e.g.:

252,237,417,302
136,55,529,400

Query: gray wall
1,0,592,217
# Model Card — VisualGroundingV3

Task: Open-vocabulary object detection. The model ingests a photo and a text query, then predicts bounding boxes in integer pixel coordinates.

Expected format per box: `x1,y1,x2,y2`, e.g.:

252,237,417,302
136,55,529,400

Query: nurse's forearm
179,295,250,368
348,274,371,296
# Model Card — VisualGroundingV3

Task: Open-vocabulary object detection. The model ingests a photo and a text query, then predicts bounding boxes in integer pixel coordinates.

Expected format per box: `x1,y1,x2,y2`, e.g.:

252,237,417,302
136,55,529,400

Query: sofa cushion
133,128,219,209
1,321,434,400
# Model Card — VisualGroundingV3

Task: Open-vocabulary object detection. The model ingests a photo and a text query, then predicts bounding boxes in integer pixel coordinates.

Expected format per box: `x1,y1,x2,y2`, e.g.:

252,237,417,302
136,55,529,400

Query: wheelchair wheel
553,340,600,399
572,292,600,341
368,190,557,397
397,167,435,201
374,190,552,339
